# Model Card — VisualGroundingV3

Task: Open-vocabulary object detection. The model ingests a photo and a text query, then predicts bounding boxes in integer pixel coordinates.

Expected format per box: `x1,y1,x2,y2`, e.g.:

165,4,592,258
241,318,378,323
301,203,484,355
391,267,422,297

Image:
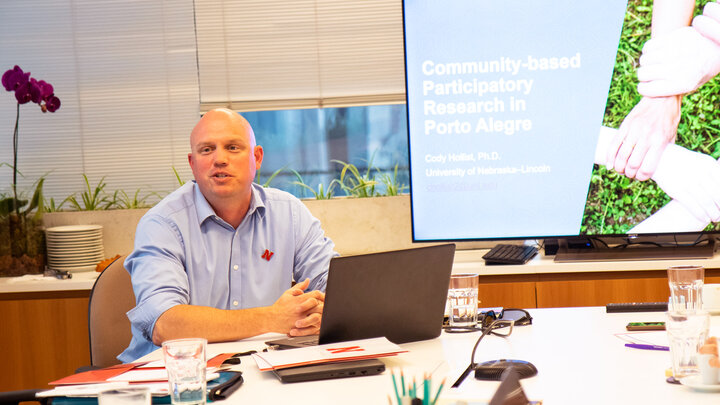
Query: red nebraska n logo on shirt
261,249,274,261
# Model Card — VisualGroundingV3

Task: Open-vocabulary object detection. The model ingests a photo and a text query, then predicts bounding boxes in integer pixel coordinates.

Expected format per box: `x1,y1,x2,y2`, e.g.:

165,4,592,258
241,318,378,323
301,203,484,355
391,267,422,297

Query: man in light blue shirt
119,109,337,362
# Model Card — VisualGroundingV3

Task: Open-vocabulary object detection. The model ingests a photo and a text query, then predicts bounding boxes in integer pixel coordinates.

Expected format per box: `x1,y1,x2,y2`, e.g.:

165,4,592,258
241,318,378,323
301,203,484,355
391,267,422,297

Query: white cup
698,353,720,385
702,284,720,312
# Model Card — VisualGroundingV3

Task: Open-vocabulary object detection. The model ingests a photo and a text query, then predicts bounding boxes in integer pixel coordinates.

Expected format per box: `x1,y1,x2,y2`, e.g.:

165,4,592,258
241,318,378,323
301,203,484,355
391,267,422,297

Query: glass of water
666,310,710,378
448,273,479,328
162,338,208,405
668,265,704,311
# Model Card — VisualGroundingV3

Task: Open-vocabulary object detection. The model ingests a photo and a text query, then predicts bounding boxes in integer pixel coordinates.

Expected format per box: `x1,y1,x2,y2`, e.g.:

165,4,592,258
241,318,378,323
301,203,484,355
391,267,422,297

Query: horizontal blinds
0,0,199,204
195,0,406,112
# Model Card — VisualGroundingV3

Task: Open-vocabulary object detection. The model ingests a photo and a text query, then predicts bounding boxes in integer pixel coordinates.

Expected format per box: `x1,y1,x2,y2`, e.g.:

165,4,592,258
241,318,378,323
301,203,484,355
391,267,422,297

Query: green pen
424,374,430,405
391,371,401,405
431,378,446,405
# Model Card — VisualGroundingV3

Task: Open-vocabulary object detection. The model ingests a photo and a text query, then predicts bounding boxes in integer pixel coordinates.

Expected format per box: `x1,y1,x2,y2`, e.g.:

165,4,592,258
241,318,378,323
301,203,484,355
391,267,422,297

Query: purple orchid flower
44,95,61,113
14,81,33,104
1,65,30,92
3,65,61,216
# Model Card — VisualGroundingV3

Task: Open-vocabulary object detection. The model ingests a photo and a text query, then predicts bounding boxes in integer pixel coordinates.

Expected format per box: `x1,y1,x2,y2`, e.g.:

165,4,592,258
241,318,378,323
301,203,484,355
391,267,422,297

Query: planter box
44,209,148,258
43,195,490,257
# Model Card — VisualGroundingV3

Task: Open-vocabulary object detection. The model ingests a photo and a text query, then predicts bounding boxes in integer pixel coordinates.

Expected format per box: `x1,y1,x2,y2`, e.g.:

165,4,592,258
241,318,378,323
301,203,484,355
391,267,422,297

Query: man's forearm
152,304,272,345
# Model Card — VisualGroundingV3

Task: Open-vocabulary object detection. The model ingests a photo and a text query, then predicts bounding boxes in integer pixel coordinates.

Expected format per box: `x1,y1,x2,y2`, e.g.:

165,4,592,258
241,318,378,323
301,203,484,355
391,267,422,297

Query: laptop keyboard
483,244,538,265
267,334,319,349
298,336,319,346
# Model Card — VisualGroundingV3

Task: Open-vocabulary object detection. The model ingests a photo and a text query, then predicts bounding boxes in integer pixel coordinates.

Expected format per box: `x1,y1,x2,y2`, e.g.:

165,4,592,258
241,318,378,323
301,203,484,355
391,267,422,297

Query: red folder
49,363,141,385
49,353,237,385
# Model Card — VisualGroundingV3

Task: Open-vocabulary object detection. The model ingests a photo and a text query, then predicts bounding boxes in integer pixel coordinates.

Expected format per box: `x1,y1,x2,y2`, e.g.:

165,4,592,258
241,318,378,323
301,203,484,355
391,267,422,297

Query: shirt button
232,300,239,307
233,264,238,270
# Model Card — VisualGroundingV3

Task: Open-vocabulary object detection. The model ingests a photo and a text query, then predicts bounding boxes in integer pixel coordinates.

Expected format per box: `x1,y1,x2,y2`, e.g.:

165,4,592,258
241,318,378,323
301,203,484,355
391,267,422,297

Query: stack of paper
39,353,234,398
252,337,408,371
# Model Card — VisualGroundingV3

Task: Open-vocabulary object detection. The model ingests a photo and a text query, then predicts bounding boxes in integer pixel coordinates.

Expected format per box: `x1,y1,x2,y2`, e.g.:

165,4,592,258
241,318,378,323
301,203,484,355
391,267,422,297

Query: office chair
87,255,135,368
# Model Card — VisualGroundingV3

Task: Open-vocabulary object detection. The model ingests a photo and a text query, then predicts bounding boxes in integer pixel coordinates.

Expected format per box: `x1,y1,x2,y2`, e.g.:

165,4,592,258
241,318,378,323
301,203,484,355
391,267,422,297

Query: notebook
265,243,456,349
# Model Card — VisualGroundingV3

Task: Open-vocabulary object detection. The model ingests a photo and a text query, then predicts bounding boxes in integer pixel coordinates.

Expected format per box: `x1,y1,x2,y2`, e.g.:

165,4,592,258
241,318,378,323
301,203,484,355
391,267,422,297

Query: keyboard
483,244,538,265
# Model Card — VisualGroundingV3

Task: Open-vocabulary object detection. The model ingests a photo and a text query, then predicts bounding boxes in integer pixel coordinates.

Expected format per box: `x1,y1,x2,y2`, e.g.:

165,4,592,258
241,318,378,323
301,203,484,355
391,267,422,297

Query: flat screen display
403,0,720,241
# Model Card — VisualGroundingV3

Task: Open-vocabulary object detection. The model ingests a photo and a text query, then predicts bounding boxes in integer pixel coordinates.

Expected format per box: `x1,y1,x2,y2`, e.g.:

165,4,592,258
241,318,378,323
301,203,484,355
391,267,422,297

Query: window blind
0,0,199,204
195,0,407,112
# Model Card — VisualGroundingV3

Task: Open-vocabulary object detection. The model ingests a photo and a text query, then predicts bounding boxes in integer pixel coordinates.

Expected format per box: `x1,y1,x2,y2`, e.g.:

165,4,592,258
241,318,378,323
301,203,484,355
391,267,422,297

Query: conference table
138,307,720,404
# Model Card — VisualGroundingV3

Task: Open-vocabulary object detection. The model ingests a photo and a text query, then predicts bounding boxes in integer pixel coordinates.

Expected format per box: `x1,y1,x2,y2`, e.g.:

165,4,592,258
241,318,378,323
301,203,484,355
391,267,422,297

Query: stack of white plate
46,225,105,272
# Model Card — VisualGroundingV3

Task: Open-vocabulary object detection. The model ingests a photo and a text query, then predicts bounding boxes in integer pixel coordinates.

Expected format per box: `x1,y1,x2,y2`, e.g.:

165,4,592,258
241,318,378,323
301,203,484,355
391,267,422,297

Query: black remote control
605,302,668,313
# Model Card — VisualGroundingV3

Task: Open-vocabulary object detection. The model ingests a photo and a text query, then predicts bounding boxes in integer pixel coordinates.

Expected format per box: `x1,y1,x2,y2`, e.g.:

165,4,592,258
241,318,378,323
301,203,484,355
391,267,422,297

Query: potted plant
0,65,60,276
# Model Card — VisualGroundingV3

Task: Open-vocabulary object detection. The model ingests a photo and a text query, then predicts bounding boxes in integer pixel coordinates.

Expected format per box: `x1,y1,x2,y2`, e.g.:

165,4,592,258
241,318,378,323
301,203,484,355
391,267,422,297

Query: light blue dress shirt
118,182,337,362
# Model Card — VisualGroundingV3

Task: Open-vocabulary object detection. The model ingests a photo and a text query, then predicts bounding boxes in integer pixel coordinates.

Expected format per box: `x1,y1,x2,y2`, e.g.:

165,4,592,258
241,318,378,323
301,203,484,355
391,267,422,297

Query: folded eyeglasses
444,308,532,333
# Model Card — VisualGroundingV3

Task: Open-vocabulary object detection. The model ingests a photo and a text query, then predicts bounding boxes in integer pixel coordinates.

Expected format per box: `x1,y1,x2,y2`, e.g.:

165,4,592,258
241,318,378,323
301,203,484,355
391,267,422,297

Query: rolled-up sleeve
123,215,189,351
292,200,338,292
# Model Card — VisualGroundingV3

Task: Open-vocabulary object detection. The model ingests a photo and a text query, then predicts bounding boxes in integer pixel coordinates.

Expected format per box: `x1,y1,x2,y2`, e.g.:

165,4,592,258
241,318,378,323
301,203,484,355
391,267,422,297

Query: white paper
251,336,407,371
38,382,171,398
614,331,670,347
135,360,164,368
106,369,220,383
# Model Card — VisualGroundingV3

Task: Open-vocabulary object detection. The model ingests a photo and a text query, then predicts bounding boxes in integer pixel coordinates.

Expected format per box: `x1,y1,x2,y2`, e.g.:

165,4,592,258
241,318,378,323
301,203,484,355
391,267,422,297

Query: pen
624,343,669,351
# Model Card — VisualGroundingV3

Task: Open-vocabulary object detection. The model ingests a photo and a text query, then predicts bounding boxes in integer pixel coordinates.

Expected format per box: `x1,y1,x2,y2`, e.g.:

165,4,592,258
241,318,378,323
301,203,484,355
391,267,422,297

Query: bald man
119,109,338,362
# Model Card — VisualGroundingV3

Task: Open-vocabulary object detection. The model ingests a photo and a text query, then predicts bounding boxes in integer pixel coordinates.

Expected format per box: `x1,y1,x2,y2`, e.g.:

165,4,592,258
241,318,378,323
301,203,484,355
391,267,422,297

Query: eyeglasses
480,308,532,331
444,307,532,333
451,319,515,388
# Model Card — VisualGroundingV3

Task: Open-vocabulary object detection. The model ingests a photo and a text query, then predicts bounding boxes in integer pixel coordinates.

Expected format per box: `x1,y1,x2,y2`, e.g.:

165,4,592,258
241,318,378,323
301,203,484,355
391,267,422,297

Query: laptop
265,243,456,349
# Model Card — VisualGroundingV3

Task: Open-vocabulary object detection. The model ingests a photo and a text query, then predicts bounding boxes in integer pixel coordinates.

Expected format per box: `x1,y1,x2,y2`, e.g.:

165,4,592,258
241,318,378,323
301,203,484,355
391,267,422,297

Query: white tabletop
138,307,720,405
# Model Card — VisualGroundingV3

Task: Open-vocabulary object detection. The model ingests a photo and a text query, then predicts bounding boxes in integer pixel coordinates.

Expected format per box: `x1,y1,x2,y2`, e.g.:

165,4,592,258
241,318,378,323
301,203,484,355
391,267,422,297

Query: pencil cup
667,265,704,311
448,273,479,327
98,387,151,405
666,310,710,379
162,338,208,405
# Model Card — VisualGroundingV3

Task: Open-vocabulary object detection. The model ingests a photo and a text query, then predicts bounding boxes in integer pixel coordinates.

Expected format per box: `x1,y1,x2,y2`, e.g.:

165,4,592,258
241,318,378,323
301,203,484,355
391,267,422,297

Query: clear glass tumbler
666,310,710,378
162,338,208,405
448,273,479,327
667,265,704,311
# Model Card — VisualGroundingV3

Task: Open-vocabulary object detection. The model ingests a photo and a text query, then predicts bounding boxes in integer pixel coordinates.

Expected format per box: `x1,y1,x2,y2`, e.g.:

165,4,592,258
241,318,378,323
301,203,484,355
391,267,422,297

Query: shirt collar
248,183,267,219
193,181,266,227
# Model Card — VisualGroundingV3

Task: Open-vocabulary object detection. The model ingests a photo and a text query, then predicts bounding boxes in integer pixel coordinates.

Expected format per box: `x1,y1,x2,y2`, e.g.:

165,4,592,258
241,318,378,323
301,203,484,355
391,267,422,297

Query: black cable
451,319,514,388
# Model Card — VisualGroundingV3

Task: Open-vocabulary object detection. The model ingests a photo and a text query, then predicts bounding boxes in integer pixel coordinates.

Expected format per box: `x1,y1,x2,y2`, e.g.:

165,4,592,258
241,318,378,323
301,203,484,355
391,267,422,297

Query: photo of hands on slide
592,0,720,235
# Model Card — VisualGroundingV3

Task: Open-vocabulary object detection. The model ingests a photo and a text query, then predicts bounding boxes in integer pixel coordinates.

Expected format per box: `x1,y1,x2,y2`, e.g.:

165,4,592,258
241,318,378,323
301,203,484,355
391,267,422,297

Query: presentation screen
403,0,720,241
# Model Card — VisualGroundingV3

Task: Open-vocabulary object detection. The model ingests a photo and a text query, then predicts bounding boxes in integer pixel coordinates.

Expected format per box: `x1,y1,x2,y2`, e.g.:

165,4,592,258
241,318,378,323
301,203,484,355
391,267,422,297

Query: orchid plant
2,65,60,217
1,66,60,270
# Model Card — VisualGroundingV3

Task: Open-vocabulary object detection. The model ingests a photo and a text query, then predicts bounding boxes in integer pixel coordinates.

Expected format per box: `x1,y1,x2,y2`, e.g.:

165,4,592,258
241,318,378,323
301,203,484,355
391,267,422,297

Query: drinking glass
162,338,208,405
668,265,704,311
448,273,479,327
666,310,710,378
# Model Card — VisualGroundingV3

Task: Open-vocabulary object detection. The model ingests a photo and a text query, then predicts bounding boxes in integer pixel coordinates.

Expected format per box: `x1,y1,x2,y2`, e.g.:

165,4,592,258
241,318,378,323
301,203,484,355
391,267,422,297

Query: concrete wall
43,195,492,257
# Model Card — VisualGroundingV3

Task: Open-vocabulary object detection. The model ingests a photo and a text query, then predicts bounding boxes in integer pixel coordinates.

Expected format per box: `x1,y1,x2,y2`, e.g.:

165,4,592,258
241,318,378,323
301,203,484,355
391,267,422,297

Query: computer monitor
402,0,719,258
